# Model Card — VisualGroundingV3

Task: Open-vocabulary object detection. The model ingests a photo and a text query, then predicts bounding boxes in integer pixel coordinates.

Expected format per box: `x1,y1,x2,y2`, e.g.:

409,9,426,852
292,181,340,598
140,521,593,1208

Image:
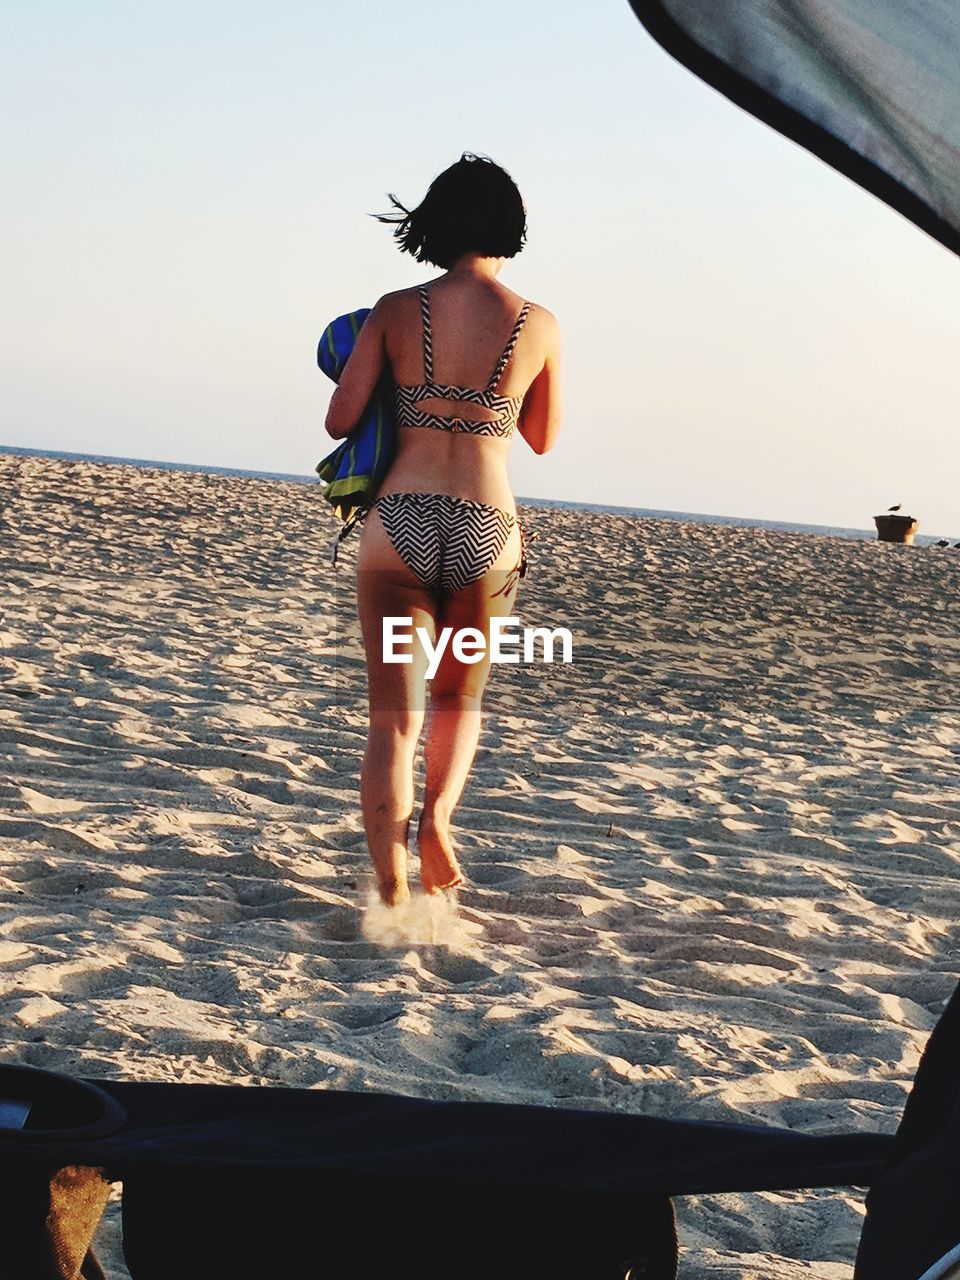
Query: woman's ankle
419,801,452,833
377,874,410,906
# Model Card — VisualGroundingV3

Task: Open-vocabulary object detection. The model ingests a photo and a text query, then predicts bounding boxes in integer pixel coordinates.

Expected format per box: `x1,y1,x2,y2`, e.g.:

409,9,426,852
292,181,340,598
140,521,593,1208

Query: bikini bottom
372,492,526,596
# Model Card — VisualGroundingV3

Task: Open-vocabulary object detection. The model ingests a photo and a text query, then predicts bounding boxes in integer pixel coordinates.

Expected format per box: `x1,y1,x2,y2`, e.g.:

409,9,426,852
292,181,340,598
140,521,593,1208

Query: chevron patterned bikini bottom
373,492,527,595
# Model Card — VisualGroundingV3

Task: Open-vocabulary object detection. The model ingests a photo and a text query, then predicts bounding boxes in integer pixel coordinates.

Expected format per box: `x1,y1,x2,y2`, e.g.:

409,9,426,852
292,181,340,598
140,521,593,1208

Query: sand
1,453,959,1277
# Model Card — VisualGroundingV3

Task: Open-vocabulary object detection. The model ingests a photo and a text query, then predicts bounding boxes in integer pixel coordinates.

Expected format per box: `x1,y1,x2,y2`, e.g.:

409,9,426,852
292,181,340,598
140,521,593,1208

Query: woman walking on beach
324,153,562,906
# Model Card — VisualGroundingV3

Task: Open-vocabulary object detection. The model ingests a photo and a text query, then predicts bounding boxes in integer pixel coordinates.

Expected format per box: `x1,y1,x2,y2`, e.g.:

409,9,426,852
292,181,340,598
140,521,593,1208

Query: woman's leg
356,509,437,905
418,523,522,893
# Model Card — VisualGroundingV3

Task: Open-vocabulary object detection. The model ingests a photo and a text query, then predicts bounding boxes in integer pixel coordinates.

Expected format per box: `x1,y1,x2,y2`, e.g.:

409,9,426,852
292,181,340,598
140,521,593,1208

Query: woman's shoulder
372,283,559,341
487,282,556,325
375,283,439,308
369,286,417,316
519,298,559,327
517,299,561,355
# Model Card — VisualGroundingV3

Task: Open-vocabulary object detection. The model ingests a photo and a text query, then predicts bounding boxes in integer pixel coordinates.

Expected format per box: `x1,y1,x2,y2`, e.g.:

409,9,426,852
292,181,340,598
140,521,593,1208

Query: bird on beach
887,503,902,512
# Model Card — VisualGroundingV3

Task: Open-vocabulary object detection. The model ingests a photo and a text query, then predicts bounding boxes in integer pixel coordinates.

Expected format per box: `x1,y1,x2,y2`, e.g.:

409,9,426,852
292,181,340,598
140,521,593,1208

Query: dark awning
628,1,960,257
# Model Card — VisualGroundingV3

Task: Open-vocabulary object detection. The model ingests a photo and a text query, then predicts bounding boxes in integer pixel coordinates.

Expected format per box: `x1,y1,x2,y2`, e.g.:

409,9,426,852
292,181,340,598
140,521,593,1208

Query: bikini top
394,285,532,438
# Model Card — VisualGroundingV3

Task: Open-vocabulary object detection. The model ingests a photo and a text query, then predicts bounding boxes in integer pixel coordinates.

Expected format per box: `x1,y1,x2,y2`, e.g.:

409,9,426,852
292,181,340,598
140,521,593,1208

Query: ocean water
2,443,953,546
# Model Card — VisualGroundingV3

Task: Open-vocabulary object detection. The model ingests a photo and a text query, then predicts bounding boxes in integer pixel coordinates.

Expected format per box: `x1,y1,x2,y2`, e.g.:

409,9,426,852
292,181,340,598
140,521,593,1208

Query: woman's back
379,273,559,510
386,276,542,401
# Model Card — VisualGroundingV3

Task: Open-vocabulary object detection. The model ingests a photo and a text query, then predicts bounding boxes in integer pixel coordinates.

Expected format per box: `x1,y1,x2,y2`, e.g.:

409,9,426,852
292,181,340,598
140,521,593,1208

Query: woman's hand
324,298,389,439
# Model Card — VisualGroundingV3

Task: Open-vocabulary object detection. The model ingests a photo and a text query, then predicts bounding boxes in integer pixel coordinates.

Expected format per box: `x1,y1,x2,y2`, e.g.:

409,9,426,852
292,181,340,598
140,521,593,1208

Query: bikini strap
418,285,433,382
487,302,531,392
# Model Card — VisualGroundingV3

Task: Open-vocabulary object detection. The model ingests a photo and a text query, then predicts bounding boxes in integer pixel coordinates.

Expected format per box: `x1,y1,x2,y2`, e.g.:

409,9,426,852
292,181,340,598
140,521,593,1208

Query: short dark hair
372,152,527,268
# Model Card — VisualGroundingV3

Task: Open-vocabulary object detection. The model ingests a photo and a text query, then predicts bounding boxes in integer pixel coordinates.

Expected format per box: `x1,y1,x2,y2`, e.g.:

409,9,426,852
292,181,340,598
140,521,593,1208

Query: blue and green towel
316,309,395,522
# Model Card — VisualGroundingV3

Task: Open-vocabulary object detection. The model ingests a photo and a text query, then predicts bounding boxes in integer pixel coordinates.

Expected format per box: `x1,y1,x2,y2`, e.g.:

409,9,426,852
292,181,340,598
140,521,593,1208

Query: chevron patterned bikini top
394,284,532,438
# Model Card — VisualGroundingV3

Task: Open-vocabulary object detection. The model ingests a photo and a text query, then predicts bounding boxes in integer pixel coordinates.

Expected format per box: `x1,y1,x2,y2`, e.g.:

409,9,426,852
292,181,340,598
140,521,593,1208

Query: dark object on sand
888,504,902,512
3,981,960,1280
627,2,960,259
936,540,950,548
0,1063,890,1280
875,513,919,544
855,980,960,1280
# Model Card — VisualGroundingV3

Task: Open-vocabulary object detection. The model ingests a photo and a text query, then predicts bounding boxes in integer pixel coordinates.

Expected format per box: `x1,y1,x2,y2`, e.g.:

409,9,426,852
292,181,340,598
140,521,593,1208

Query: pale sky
3,1,959,534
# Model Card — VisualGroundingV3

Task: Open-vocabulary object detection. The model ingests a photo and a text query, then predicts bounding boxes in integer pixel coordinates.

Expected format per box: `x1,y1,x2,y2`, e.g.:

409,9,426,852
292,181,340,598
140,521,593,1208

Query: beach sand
1,454,959,1277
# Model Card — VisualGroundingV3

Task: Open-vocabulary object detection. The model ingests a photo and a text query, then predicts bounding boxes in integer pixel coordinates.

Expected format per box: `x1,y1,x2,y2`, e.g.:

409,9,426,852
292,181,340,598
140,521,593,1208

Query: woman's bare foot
417,810,465,894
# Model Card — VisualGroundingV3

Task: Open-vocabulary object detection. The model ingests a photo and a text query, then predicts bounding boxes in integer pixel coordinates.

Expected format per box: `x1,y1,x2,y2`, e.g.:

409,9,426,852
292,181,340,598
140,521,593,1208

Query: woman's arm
517,309,563,455
324,298,389,439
